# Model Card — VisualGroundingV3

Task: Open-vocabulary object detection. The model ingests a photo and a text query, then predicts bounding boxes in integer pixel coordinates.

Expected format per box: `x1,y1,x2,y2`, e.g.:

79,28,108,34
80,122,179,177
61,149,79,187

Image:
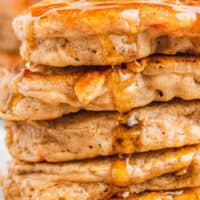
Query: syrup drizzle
29,0,200,18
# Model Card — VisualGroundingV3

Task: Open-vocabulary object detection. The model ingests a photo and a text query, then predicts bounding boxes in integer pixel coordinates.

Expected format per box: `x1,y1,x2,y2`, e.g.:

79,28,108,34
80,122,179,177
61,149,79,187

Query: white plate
0,120,11,200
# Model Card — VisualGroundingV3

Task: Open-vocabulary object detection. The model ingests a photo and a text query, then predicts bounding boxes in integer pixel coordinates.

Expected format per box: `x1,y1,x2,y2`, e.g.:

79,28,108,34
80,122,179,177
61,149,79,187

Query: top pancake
13,0,200,67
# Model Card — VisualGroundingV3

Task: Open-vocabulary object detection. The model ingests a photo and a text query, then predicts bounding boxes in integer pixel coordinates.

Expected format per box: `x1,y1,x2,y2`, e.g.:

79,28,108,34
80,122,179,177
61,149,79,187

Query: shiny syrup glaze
13,0,200,69
29,0,200,17
129,188,200,199
110,145,196,187
8,57,200,117
19,0,200,65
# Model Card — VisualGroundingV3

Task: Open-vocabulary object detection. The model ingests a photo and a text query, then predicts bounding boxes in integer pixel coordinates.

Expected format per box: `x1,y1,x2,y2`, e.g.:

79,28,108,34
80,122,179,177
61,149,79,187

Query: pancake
4,178,200,200
8,145,200,186
4,175,200,200
2,56,200,120
13,0,200,67
6,100,200,162
4,145,200,199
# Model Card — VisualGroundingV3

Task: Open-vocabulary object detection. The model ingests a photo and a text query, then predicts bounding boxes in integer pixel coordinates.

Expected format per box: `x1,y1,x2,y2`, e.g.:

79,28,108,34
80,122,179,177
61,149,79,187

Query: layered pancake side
5,100,200,162
3,145,200,199
13,0,200,66
2,56,200,120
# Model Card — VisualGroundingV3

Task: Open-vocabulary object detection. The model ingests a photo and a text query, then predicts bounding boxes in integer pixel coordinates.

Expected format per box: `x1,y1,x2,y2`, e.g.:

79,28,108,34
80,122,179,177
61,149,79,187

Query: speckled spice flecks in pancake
13,0,200,66
3,145,200,199
5,100,200,162
2,56,200,120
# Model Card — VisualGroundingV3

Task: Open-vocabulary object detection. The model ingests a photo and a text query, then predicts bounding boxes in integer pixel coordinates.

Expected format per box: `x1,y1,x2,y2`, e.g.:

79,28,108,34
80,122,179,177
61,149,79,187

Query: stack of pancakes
2,0,200,199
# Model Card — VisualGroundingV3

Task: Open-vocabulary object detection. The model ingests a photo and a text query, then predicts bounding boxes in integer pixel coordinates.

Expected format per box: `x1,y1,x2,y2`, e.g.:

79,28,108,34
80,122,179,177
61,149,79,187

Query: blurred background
0,1,40,199
0,121,10,200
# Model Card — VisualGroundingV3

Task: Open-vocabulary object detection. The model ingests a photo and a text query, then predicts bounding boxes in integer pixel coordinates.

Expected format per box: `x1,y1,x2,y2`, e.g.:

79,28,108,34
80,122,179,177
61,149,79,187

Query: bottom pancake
3,145,200,199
